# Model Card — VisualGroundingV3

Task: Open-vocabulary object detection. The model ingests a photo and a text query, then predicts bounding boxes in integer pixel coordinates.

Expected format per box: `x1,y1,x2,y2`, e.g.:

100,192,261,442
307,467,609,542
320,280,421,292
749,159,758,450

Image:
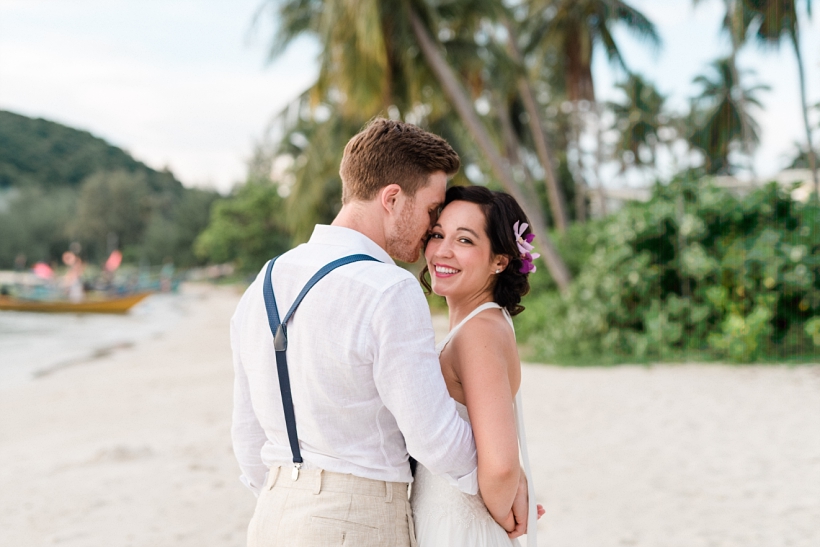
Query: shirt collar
308,225,396,266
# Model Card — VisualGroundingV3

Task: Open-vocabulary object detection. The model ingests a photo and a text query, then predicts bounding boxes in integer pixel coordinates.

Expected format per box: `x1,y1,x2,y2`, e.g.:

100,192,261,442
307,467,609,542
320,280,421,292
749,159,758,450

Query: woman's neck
445,291,496,331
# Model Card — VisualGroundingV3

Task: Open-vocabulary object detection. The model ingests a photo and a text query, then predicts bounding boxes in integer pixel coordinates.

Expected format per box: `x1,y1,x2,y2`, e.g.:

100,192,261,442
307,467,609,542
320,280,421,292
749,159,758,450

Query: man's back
231,225,476,494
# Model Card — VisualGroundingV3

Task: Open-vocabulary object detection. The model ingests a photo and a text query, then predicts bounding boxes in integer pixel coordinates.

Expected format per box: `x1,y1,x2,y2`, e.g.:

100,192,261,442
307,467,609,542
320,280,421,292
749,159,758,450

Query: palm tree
525,0,660,103
788,102,820,168
693,0,758,161
523,0,661,220
258,0,573,289
740,0,817,196
689,57,769,174
607,74,668,174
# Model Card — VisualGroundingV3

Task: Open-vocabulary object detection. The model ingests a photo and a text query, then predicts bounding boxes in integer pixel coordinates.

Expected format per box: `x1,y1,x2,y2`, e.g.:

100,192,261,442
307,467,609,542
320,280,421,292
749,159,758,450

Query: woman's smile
433,263,461,278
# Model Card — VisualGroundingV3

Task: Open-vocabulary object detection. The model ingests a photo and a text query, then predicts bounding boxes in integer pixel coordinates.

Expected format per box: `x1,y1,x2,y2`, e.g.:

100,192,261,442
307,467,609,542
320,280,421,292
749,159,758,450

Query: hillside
0,110,182,195
0,110,217,268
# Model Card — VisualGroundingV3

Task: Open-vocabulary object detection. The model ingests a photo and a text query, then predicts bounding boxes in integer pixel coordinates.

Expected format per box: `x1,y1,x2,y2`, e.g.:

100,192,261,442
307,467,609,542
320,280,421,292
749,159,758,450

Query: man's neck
331,202,387,251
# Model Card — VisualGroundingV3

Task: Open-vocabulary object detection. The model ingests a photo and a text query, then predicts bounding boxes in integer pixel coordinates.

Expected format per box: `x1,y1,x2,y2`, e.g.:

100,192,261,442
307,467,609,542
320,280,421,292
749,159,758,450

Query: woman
410,185,542,546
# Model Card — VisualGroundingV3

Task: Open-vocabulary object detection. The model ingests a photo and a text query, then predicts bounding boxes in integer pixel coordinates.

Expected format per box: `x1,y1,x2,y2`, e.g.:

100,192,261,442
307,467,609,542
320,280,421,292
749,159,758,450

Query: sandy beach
1,284,819,547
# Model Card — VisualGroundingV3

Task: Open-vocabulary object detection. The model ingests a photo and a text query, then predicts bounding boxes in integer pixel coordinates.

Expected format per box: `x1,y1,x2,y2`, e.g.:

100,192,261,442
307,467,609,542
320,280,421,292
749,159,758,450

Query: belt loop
267,466,280,491
313,469,322,495
385,481,393,503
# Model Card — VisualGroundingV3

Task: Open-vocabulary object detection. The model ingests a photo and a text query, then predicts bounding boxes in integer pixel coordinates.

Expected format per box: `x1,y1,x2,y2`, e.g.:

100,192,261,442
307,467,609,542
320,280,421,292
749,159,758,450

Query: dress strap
438,302,504,352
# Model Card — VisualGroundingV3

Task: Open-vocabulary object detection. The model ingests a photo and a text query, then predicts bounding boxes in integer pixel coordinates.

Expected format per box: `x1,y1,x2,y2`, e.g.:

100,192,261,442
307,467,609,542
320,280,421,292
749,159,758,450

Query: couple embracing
231,118,542,546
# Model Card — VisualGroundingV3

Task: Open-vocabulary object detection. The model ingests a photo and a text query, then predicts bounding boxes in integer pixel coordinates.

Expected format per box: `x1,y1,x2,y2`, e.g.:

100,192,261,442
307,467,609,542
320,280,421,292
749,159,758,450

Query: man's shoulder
277,244,418,294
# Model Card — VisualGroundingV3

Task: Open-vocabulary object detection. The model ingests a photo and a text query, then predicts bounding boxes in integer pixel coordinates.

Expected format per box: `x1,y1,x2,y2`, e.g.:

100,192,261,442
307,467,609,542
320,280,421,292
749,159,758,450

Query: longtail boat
0,292,151,314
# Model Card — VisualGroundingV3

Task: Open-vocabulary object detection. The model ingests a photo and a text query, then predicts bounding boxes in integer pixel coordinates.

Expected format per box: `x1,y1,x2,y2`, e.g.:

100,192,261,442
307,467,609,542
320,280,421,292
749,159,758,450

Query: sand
1,284,819,547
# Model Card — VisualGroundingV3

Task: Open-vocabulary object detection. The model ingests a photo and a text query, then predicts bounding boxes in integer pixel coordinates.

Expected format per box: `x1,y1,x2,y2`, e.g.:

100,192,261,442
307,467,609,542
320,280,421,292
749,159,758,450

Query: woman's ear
494,254,510,273
379,184,402,213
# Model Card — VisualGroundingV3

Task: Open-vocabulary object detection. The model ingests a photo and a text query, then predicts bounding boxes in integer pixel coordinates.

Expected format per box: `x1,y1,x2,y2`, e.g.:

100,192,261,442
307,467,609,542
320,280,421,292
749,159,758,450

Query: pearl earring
495,269,501,274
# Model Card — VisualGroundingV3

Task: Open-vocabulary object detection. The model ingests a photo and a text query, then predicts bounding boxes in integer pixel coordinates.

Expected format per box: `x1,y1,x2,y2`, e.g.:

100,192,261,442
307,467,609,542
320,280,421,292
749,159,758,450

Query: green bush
516,174,820,364
194,179,291,273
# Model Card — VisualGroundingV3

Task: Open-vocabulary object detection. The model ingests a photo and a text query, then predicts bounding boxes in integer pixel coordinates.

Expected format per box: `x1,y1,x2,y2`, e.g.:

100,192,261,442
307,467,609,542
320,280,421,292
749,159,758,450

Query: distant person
159,258,174,292
62,247,84,303
13,253,27,286
14,253,26,272
230,119,536,546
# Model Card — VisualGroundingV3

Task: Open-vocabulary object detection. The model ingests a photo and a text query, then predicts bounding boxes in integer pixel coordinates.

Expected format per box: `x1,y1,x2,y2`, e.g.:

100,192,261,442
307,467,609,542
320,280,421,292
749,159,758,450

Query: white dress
410,302,537,547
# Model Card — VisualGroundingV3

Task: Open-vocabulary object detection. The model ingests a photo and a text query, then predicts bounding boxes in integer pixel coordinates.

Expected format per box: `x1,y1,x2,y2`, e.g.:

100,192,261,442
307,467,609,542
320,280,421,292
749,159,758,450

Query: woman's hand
506,467,546,537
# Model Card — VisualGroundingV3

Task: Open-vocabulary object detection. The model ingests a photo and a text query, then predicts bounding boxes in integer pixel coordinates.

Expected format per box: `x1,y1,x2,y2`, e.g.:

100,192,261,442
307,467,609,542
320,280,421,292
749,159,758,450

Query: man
231,118,529,545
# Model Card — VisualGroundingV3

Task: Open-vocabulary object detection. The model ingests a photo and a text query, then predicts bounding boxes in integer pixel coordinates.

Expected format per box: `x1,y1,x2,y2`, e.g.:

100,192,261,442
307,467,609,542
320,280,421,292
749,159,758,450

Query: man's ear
379,184,402,214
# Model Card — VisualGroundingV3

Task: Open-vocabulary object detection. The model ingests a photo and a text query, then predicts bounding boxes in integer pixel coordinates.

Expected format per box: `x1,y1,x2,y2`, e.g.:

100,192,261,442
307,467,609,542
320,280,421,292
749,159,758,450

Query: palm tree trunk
569,109,587,223
495,94,541,206
409,9,571,291
725,0,753,164
495,94,553,230
502,19,570,231
594,103,608,217
792,31,819,197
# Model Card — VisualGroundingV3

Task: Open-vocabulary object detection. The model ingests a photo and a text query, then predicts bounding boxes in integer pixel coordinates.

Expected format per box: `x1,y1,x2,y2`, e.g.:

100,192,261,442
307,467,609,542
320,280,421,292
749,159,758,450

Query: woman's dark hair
420,185,532,316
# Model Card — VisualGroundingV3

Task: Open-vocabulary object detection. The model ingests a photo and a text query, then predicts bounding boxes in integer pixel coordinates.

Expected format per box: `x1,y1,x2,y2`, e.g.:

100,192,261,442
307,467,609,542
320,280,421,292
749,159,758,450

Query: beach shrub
516,174,820,364
194,179,291,273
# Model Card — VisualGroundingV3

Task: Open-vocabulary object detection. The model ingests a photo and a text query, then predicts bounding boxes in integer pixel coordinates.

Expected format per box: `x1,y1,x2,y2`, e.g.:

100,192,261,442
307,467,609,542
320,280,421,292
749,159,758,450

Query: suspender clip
274,324,288,351
291,462,302,481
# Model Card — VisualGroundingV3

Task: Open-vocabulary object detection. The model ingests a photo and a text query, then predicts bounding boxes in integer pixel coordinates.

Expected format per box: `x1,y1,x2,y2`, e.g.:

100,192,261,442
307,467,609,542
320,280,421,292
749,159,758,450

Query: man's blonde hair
339,118,460,203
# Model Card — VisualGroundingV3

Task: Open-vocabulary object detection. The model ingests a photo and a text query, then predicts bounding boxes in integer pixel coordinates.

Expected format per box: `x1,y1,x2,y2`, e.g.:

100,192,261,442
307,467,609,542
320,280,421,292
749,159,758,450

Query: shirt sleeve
230,296,269,497
369,278,478,494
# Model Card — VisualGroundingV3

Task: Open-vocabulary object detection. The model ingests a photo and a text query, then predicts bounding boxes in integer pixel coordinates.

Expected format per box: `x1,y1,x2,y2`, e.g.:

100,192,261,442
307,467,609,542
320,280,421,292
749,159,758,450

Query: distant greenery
0,110,217,268
194,177,291,273
516,176,820,364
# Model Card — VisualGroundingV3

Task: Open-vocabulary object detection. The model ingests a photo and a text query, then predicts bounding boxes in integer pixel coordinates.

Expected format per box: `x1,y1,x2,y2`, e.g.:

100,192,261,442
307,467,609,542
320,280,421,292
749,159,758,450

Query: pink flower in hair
513,221,539,274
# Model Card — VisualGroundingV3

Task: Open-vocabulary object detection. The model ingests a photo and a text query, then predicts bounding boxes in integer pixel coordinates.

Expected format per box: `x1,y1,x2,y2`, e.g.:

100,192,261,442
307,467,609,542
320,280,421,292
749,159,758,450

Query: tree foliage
523,0,660,102
516,176,820,363
194,179,291,272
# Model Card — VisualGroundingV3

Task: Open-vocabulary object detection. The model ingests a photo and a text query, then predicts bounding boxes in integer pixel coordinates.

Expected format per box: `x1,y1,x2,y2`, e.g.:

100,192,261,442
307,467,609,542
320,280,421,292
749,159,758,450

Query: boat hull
0,293,151,314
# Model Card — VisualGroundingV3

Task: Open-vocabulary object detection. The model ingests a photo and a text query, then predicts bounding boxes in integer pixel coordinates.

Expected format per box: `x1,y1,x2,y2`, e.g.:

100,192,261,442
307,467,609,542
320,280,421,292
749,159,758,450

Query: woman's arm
449,313,521,530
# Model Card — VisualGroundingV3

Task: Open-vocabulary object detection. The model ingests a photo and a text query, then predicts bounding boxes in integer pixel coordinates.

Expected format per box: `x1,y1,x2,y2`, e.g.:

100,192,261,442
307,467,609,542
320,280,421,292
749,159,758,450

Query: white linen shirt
231,225,478,496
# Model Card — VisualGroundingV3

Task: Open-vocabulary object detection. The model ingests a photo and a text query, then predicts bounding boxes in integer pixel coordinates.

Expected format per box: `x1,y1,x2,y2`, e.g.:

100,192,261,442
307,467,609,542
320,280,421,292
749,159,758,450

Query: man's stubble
386,198,425,264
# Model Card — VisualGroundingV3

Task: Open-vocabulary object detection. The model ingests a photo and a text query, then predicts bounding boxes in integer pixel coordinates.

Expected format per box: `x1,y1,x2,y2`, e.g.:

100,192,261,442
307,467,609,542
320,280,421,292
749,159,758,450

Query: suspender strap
262,254,381,479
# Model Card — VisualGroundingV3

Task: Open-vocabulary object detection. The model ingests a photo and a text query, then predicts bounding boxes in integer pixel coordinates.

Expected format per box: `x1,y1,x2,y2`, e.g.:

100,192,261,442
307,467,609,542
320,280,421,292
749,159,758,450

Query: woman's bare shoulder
449,308,517,364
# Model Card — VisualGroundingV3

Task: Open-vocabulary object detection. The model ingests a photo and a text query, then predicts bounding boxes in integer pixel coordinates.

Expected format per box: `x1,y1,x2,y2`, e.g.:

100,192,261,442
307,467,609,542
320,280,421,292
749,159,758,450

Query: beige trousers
247,466,416,547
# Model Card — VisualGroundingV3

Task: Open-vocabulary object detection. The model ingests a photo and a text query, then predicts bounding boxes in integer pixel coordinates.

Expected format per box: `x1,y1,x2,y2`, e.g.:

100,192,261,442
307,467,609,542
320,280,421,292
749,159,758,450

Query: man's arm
230,306,269,497
369,279,478,492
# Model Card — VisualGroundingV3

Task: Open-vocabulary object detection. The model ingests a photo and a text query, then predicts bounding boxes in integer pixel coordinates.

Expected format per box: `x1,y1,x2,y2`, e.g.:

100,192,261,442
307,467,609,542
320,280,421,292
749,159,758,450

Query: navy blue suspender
262,254,381,480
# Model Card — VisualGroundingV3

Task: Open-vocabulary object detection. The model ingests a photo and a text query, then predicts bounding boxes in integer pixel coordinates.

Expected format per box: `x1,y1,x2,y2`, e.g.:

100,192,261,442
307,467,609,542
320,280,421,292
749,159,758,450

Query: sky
0,0,818,193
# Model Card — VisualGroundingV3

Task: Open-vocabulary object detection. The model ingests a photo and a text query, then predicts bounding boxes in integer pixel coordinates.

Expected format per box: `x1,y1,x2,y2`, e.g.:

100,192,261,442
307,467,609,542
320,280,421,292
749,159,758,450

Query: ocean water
0,293,186,391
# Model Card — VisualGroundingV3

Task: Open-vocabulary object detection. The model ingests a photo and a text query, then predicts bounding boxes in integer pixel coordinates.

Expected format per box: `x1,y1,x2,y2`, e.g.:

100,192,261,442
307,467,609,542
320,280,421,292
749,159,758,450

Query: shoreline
1,284,819,546
0,288,190,391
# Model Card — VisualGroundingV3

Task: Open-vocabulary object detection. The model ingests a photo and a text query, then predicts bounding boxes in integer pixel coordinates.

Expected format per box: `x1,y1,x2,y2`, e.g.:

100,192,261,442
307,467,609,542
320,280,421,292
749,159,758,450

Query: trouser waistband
266,466,409,502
